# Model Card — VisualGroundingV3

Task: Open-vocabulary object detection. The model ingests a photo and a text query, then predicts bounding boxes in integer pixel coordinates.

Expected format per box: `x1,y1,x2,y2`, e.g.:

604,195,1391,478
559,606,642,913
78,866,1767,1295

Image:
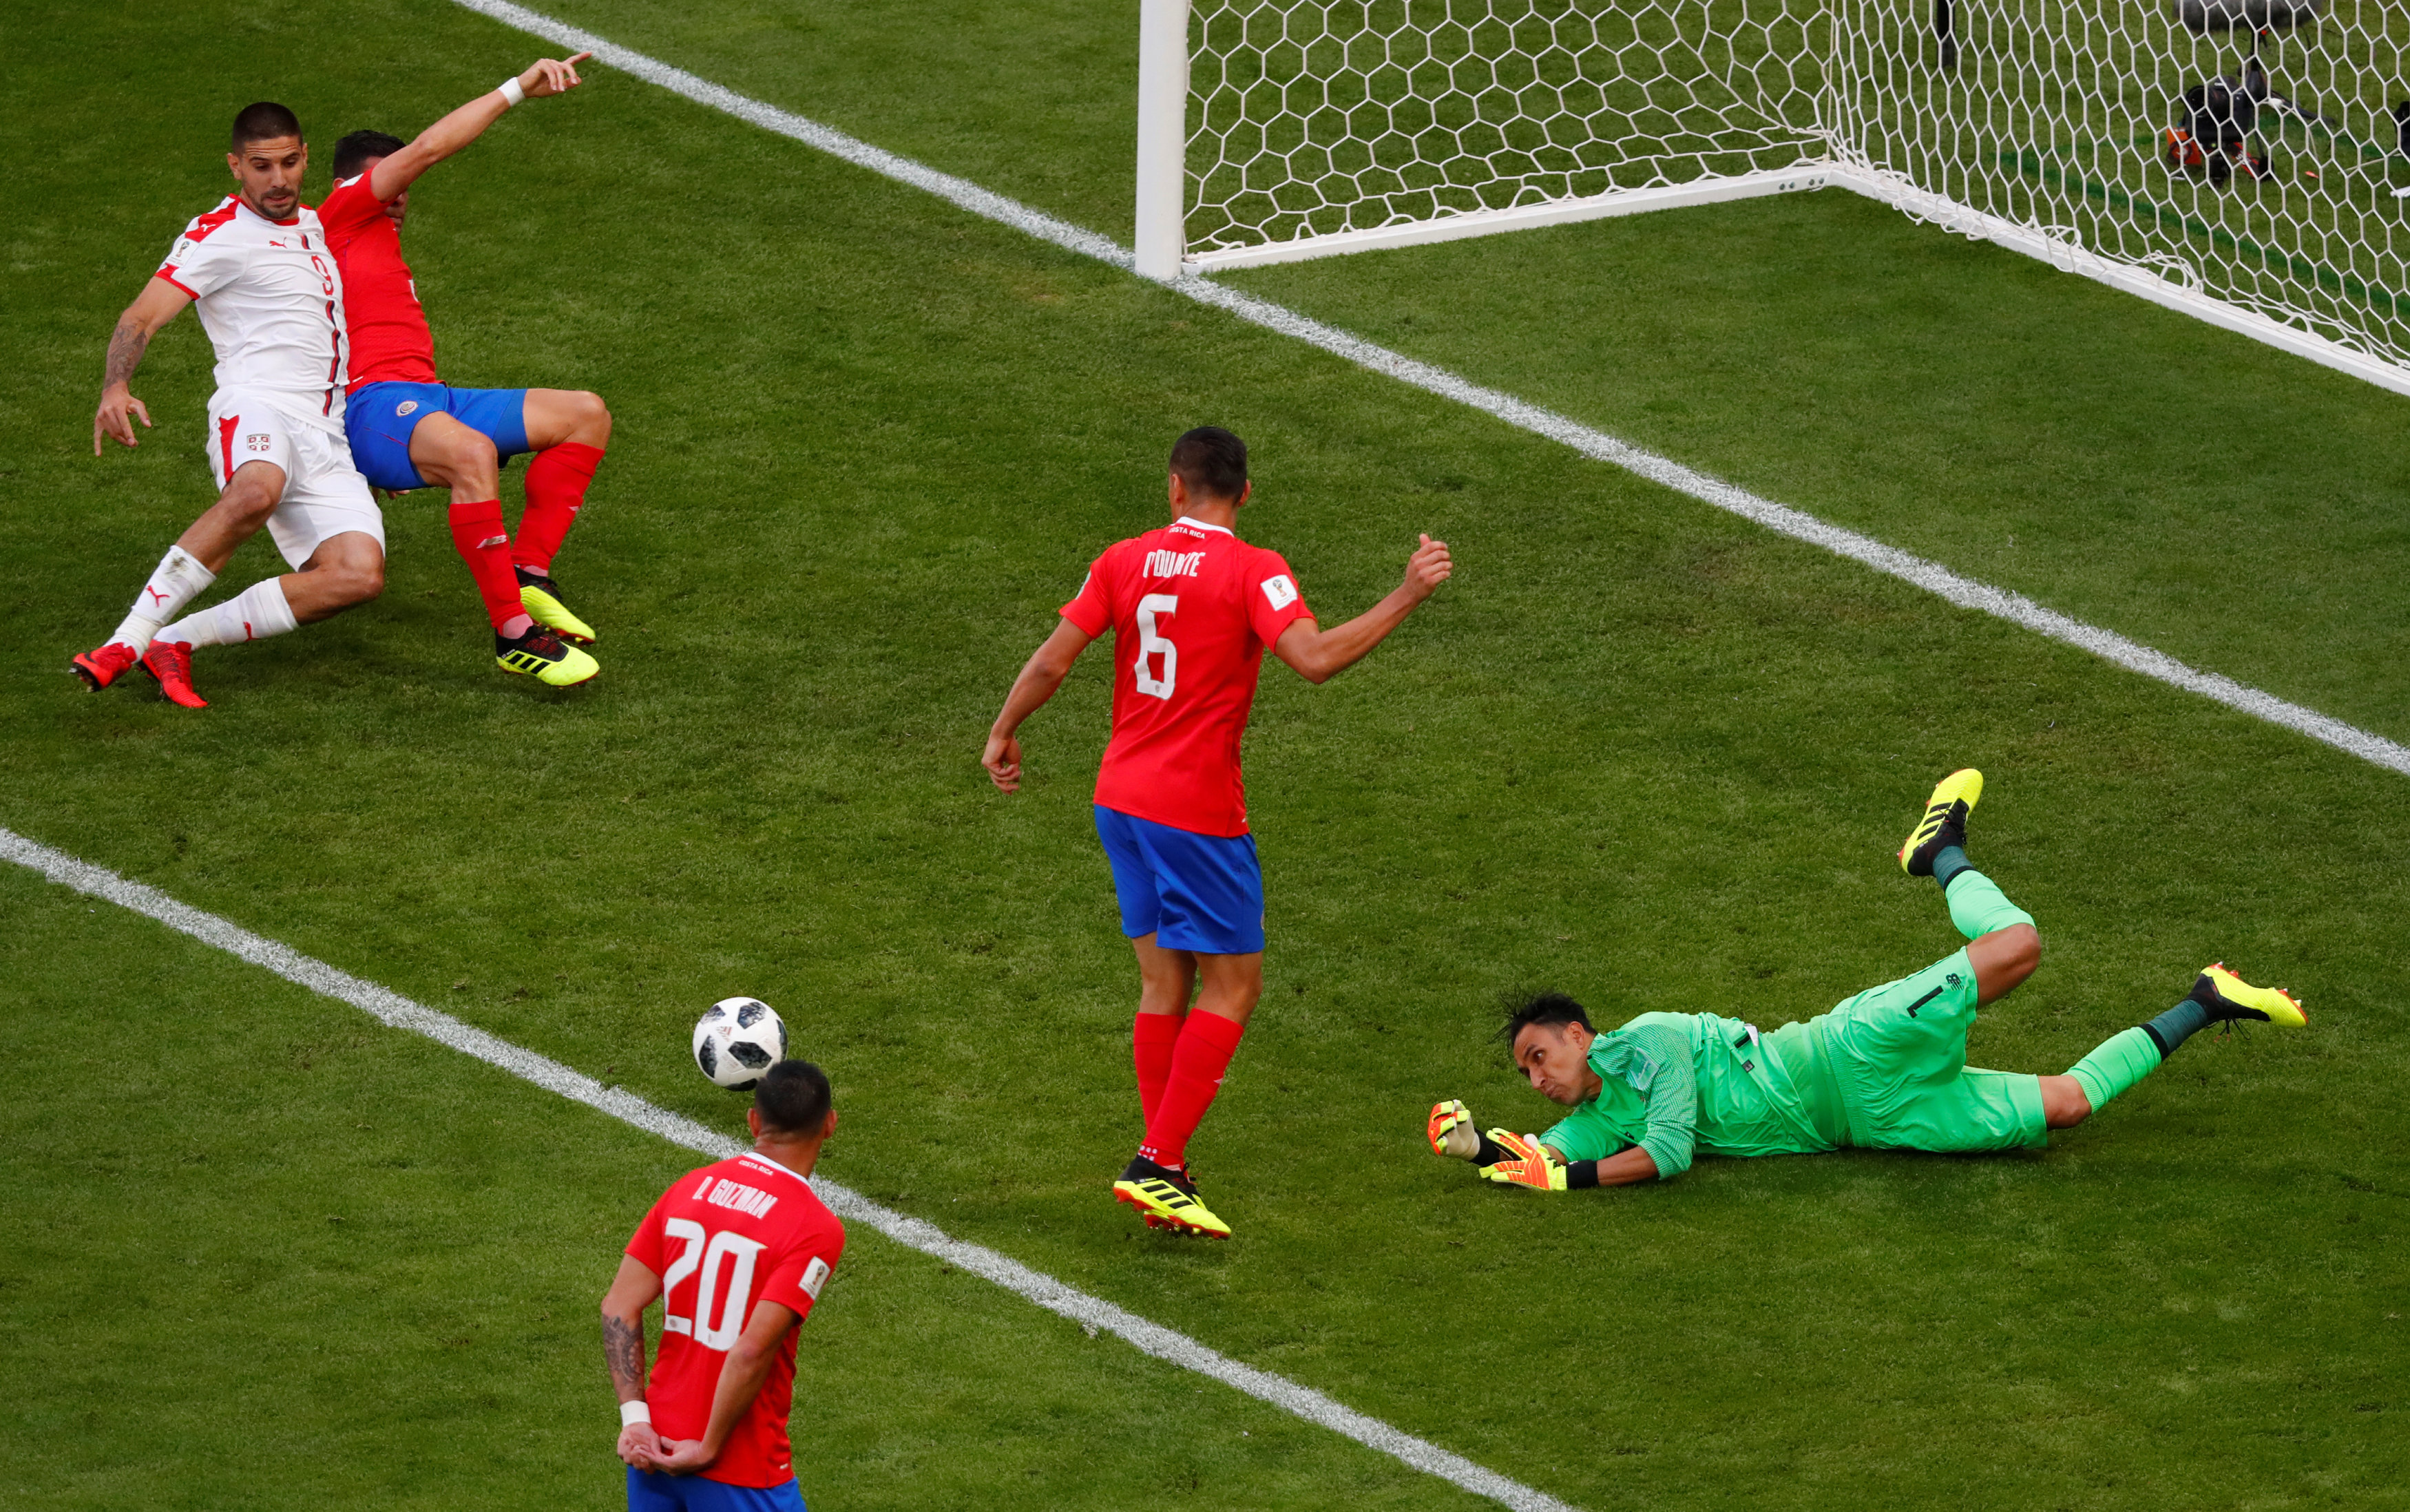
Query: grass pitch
3,1,2407,1509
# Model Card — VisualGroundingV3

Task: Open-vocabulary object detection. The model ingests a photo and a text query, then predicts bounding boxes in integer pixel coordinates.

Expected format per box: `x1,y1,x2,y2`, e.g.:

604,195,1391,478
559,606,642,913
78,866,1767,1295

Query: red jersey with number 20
1060,516,1314,837
624,1153,846,1488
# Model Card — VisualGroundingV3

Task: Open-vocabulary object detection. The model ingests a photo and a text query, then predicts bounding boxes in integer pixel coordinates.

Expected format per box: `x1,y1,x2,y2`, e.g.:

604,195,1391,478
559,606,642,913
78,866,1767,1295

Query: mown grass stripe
0,823,1580,1512
448,0,2410,782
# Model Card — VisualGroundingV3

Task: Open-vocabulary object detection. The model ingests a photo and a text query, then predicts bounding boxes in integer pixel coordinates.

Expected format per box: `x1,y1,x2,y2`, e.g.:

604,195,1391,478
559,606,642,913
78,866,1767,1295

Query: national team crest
395,400,419,417
245,432,271,452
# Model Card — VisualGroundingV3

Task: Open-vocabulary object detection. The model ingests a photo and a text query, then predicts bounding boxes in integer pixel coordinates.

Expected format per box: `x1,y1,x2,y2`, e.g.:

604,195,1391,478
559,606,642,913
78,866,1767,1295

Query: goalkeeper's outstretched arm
1427,1100,1658,1190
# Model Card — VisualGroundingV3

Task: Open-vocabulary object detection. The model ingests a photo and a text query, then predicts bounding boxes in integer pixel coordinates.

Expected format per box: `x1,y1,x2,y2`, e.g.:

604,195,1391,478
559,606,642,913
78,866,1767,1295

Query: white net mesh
1188,1,1827,251
1187,0,2410,375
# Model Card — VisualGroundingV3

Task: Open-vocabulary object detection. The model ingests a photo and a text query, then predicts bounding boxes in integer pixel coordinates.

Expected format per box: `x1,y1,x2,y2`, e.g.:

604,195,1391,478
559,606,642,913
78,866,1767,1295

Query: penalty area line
448,0,2410,782
0,824,1580,1512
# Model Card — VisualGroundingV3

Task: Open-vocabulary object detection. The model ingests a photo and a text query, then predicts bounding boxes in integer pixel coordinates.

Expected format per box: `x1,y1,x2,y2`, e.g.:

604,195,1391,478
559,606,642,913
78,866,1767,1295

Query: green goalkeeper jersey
1539,1011,1847,1178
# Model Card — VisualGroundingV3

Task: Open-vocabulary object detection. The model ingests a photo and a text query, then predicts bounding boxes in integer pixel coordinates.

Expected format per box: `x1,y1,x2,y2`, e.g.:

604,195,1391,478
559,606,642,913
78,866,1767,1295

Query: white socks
156,578,299,651
109,545,216,653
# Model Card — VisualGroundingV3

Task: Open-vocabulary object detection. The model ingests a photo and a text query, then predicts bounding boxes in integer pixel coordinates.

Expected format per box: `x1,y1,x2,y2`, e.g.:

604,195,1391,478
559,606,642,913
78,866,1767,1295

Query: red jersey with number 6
624,1153,846,1488
1060,515,1314,837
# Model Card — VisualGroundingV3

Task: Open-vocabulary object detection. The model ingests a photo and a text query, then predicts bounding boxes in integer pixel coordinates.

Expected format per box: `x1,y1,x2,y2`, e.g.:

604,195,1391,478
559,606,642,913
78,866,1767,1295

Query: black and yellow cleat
496,624,600,687
517,567,596,645
1113,1156,1232,1239
1899,768,1983,876
2190,963,2306,1027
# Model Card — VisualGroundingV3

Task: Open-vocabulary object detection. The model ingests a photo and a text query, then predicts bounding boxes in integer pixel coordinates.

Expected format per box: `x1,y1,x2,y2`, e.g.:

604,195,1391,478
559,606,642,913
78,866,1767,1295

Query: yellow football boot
496,626,600,687
1900,768,1983,875
2191,963,2306,1027
1113,1157,1232,1238
518,569,596,645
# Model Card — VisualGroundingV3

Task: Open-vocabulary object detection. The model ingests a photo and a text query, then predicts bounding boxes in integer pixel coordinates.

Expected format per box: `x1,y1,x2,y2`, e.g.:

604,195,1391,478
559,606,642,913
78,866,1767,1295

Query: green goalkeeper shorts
1810,947,2047,1153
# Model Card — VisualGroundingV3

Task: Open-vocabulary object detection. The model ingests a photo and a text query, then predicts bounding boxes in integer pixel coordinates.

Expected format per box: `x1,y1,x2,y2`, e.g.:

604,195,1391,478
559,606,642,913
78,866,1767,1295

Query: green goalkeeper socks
1941,863,2036,942
2069,1025,2163,1110
1931,843,1973,891
2144,999,2212,1055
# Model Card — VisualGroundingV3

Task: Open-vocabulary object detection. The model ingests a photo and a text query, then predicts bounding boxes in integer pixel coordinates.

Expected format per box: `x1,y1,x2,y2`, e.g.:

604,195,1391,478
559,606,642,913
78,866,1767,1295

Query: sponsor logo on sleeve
799,1255,832,1300
1261,574,1299,611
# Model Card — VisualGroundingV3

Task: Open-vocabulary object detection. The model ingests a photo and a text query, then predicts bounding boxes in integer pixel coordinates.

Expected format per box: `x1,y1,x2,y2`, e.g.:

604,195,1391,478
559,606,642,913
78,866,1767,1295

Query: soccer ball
692,997,788,1091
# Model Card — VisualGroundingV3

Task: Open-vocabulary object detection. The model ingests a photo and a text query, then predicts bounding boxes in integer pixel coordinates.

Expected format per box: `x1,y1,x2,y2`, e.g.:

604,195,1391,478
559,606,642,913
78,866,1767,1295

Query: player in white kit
75,101,386,708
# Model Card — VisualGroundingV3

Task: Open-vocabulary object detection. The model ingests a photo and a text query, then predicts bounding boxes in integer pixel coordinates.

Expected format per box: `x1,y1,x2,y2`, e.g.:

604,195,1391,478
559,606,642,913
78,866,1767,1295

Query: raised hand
1400,532,1453,603
521,52,592,100
1427,1098,1480,1159
1476,1129,1568,1192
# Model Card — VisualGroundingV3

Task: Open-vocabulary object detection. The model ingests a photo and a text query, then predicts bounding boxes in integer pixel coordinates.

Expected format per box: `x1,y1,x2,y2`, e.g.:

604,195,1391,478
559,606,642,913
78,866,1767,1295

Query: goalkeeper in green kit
1427,770,2307,1190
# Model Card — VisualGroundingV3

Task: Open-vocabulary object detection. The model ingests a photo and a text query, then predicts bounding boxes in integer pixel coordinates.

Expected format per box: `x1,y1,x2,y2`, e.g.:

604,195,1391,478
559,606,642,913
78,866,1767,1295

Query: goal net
1158,0,2410,390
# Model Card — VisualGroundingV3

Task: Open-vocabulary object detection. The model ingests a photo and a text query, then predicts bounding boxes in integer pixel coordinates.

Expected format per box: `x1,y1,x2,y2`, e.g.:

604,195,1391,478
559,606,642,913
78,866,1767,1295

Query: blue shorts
1093,806,1265,955
344,380,531,492
627,1468,806,1512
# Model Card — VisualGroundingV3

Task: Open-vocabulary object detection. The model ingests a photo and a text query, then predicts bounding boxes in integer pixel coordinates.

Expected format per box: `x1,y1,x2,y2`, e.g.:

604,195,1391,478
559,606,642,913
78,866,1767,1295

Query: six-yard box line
0,825,1581,1512
450,0,2410,785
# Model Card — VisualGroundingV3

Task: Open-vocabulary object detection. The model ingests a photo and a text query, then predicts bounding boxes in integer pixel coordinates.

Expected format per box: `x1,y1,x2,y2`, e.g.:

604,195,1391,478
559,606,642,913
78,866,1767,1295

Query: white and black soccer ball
692,997,788,1091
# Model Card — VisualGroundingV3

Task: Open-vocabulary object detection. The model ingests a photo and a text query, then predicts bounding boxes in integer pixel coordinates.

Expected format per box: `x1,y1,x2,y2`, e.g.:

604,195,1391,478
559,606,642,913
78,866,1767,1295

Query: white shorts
205,389,385,569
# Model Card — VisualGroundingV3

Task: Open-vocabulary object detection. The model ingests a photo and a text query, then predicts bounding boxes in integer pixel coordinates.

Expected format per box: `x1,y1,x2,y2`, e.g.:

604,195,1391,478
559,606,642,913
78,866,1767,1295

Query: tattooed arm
94,278,192,456
600,1254,667,1469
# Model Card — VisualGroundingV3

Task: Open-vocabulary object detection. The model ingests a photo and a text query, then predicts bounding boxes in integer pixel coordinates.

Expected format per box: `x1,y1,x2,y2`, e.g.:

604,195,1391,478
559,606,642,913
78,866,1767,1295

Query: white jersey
155,196,350,430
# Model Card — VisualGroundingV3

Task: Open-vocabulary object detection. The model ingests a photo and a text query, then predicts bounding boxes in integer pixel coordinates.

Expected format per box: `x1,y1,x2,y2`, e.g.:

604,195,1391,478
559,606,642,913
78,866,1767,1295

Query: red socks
1137,1011,1246,1172
514,442,604,574
1133,1012,1182,1126
447,499,529,634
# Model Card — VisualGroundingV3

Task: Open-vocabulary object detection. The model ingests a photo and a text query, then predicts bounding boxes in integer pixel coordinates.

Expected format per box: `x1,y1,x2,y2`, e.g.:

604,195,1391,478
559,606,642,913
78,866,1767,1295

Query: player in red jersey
602,1061,846,1512
983,427,1454,1237
315,54,610,687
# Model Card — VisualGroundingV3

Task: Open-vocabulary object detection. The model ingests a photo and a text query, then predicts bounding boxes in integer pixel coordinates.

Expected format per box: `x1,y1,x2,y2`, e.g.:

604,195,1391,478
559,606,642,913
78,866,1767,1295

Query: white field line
0,826,1575,1512
452,0,2410,781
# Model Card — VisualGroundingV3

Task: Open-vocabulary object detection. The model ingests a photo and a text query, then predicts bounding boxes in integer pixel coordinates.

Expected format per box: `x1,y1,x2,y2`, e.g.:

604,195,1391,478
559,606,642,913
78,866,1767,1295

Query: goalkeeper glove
1427,1099,1481,1159
1476,1129,1568,1192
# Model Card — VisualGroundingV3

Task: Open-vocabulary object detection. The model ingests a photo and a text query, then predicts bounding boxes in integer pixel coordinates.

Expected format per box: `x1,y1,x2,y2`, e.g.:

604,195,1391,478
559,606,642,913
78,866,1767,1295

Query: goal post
1135,0,1192,279
1140,0,2410,399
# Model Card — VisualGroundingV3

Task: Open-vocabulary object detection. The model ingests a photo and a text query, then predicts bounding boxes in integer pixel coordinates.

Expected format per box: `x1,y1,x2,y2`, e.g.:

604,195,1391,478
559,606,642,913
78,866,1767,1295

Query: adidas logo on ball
692,996,789,1090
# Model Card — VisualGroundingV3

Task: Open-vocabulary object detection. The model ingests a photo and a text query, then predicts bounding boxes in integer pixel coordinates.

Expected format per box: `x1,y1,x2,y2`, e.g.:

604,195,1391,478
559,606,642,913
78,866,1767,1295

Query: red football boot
140,640,209,708
72,641,142,691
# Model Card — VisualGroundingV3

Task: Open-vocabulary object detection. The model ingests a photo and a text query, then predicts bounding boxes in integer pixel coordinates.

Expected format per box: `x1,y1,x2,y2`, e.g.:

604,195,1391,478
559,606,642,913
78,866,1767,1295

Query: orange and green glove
1427,1098,1481,1159
1476,1129,1569,1192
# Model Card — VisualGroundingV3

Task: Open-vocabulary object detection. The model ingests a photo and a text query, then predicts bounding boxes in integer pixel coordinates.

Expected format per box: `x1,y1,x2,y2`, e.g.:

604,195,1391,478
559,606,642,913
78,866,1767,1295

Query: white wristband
619,1400,651,1429
498,76,527,107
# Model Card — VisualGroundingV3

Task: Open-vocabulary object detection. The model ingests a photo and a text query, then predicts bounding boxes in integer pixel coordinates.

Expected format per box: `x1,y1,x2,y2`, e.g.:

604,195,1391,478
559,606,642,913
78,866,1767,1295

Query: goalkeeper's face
1512,1021,1599,1106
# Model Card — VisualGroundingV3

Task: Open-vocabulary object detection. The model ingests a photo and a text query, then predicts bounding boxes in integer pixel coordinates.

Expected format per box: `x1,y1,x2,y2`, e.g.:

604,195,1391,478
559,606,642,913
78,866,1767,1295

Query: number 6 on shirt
1133,593,1178,700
